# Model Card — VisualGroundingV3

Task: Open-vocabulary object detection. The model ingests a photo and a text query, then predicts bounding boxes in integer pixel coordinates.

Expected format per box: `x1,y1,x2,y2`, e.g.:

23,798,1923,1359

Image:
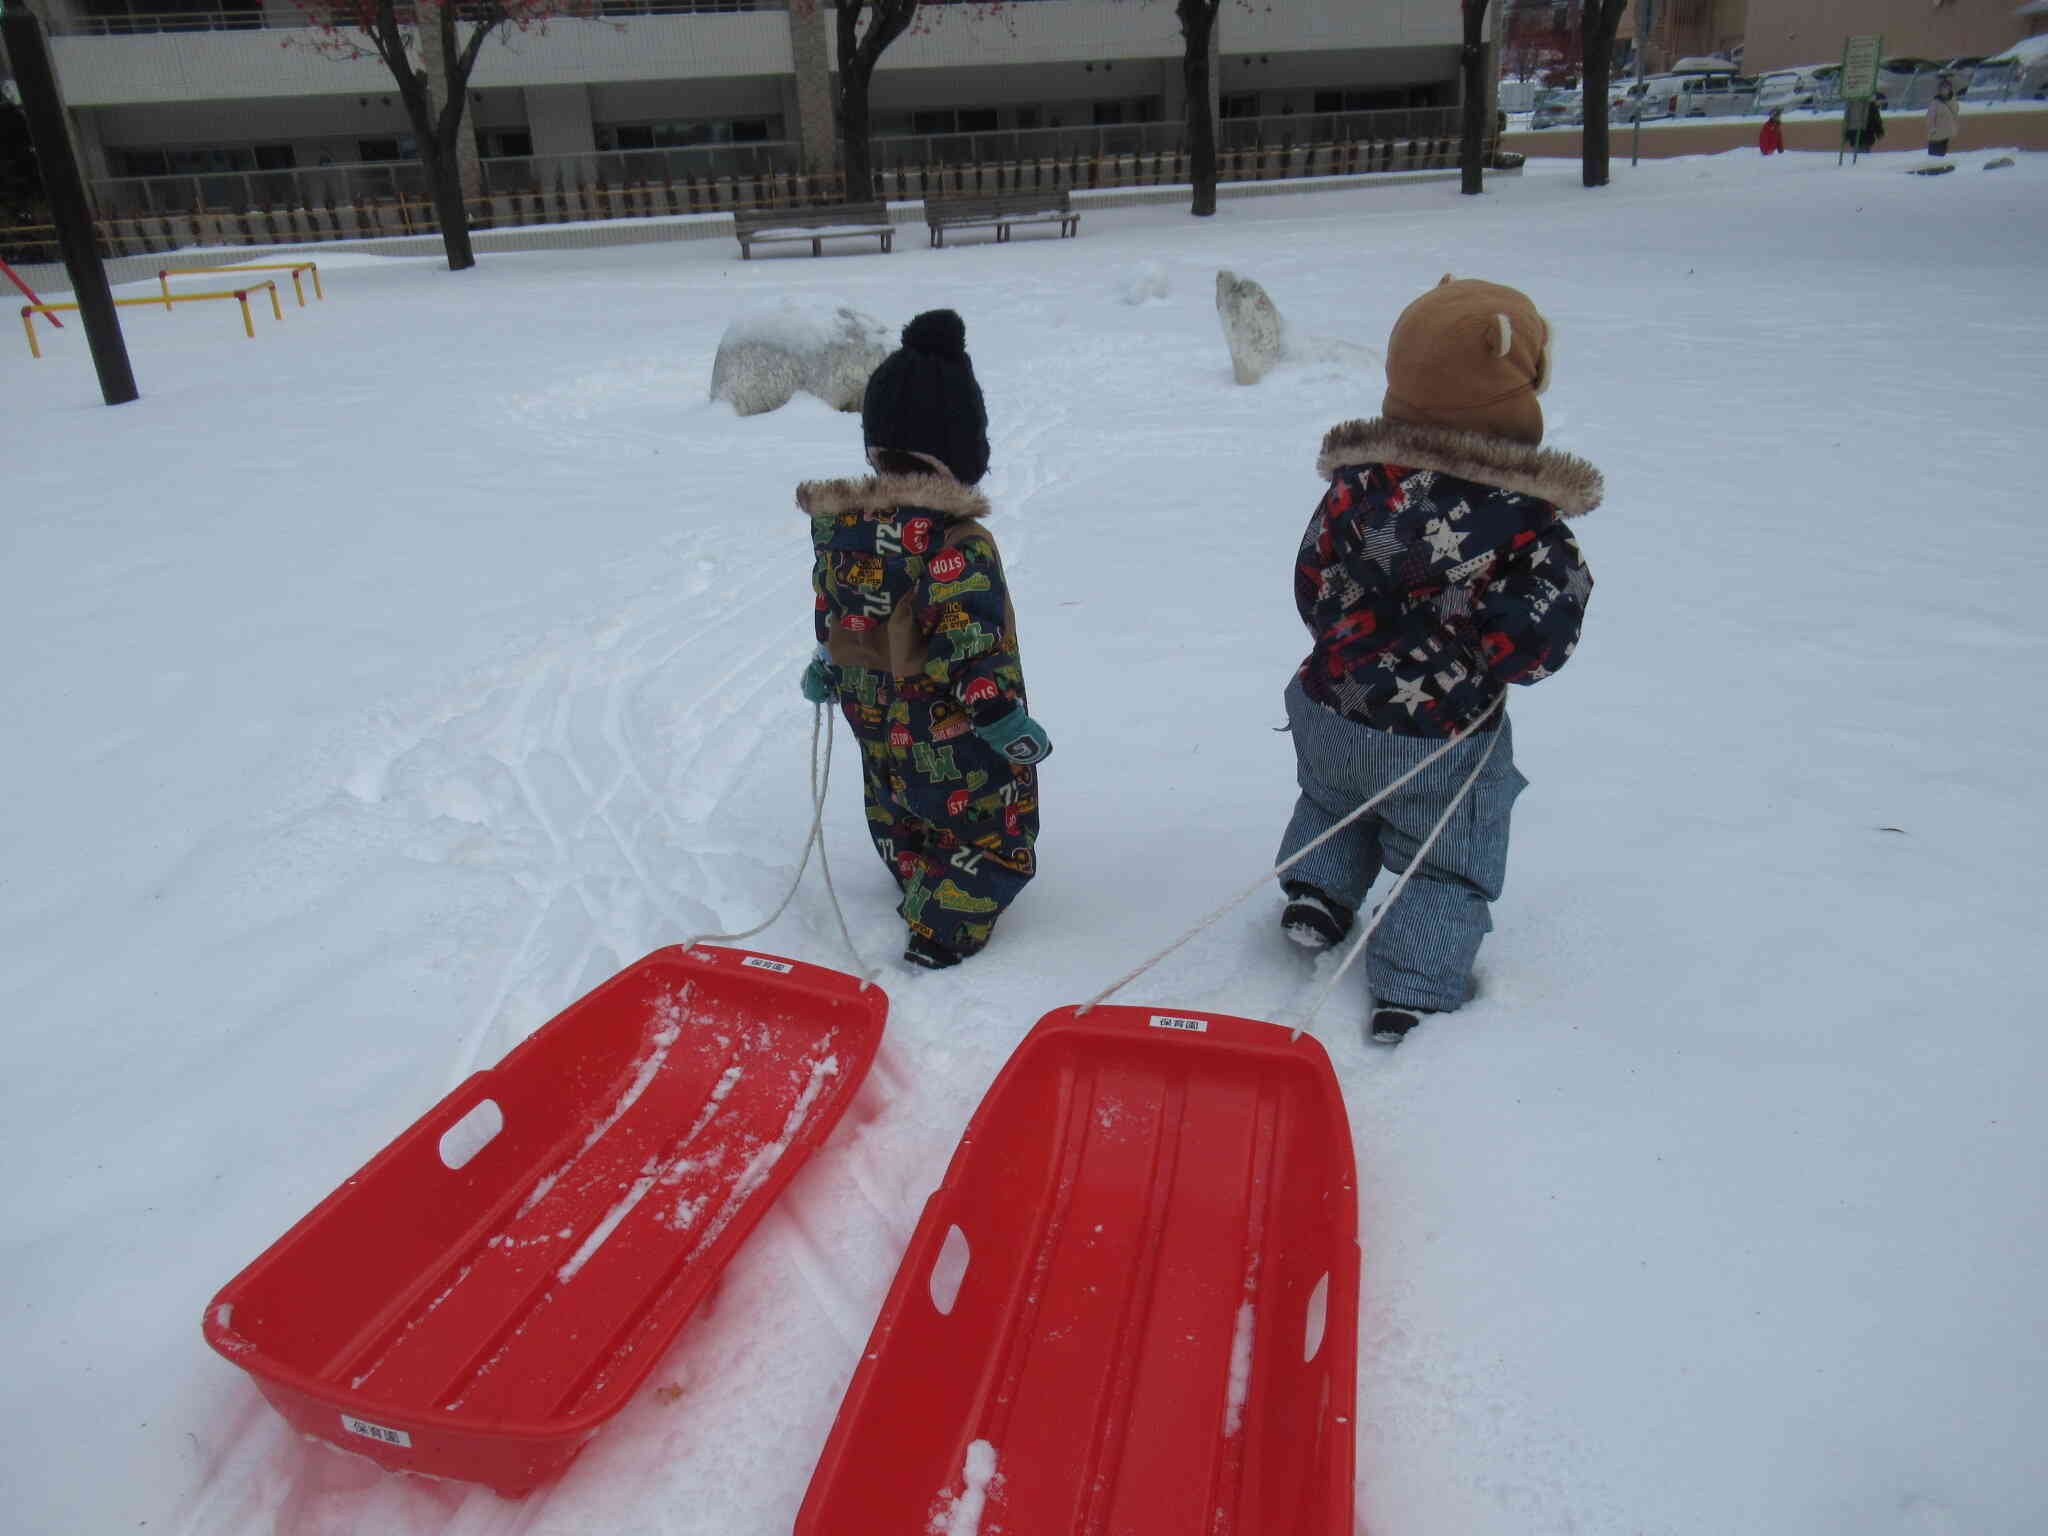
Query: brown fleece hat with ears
1381,275,1552,445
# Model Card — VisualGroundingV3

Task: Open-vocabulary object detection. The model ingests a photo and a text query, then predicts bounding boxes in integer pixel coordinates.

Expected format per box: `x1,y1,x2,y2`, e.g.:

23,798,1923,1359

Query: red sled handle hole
438,1097,505,1170
928,1223,971,1316
1303,1271,1330,1363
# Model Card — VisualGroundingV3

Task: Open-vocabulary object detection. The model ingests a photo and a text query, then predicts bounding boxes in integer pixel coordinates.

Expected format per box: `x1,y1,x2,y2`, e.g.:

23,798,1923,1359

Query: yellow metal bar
157,289,258,305
160,262,322,306
158,270,172,311
21,288,279,356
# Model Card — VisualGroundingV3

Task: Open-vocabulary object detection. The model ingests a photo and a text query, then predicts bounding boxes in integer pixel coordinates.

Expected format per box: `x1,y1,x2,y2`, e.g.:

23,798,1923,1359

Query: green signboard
1841,33,1884,100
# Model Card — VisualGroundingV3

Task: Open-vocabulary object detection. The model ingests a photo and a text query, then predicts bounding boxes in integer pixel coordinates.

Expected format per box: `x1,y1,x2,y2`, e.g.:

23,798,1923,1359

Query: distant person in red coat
1758,108,1786,155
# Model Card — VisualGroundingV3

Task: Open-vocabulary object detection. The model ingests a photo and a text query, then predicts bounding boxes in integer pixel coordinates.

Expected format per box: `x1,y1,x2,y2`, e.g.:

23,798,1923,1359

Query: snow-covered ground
6,145,2046,1536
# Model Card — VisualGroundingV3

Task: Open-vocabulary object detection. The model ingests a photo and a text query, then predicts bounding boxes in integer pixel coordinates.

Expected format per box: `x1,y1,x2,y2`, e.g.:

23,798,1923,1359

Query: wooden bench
924,189,1080,248
733,202,894,259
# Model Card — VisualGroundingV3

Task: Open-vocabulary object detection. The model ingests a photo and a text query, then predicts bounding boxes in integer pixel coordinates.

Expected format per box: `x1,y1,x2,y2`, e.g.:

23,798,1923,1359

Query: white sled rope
1078,692,1505,1038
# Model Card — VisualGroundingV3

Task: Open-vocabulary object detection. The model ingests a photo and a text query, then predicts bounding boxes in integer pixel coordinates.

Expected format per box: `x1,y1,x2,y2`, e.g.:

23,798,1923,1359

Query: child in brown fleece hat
1274,276,1602,1044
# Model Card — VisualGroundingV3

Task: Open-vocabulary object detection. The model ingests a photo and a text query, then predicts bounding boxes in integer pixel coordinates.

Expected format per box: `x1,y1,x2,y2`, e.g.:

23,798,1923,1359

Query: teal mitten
975,707,1052,765
800,646,837,705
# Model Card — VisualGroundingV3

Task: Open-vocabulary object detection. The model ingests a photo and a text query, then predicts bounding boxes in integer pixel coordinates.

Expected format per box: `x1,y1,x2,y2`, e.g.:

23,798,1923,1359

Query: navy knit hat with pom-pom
861,309,990,485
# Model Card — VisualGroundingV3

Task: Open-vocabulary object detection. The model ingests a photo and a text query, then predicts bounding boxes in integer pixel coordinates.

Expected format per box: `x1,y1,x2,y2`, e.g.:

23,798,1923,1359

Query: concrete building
18,0,1482,215
1744,0,2036,75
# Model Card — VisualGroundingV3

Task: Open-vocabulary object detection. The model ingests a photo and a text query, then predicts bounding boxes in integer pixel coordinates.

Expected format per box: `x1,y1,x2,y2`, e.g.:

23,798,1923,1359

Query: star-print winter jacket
1294,417,1602,739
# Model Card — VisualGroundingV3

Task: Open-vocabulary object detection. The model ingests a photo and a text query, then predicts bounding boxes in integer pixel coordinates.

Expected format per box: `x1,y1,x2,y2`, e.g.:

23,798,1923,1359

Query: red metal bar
2,256,63,329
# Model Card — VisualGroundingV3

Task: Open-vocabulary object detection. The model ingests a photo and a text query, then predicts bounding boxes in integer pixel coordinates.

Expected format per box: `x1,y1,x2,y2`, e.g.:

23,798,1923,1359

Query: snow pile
709,297,891,416
1223,1301,1255,1436
929,1439,1000,1536
1115,259,1171,306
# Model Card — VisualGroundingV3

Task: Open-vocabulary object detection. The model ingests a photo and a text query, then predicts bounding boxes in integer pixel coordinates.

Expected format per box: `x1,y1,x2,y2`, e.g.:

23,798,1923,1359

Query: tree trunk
424,147,476,270
834,0,917,204
1177,0,1219,216
1459,0,1489,195
1580,47,1615,185
1579,0,1626,187
837,55,877,201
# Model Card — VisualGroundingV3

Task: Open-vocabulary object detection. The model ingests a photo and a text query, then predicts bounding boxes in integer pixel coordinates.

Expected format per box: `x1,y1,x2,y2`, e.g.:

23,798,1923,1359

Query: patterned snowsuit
1279,416,1602,1010
799,471,1039,958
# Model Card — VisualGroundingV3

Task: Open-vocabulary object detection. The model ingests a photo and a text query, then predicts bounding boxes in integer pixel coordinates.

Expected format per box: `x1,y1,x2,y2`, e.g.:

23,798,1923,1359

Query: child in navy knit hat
797,310,1050,971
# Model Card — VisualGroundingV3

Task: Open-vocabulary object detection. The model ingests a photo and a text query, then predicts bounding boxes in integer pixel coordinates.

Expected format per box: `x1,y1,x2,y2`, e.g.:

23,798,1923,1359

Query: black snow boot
904,935,963,971
1368,1005,1438,1046
1281,883,1355,951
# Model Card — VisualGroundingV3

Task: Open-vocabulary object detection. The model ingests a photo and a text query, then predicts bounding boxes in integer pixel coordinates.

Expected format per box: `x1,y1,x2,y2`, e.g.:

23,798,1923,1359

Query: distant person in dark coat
1846,99,1884,153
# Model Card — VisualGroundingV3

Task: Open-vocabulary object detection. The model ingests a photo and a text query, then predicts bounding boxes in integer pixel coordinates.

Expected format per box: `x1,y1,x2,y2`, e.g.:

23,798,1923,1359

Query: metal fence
870,107,1462,171
89,141,801,220
83,106,1462,222
8,108,1484,267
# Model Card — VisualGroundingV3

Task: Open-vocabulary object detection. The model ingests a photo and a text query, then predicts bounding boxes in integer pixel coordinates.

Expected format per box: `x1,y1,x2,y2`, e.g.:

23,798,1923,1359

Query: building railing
871,107,1462,169
81,107,1461,221
9,109,1490,267
87,140,800,219
51,0,772,37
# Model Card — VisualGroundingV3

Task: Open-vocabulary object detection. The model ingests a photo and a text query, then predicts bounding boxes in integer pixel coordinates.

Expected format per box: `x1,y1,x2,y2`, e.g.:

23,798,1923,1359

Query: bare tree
833,0,920,201
1458,0,1492,196
303,0,598,271
1577,0,1630,186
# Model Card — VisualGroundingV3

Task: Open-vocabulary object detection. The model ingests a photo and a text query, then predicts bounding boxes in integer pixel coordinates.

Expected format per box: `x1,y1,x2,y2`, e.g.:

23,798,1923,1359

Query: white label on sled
340,1414,412,1449
1149,1014,1209,1033
742,956,793,974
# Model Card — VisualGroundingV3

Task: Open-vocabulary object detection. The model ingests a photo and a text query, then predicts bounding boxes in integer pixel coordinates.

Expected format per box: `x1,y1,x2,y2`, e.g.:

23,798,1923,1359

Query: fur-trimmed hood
1316,417,1603,517
796,472,992,522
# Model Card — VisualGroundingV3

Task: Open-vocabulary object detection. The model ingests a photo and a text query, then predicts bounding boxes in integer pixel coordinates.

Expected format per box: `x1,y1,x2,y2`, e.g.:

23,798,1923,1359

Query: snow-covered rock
1215,269,1286,385
709,298,892,416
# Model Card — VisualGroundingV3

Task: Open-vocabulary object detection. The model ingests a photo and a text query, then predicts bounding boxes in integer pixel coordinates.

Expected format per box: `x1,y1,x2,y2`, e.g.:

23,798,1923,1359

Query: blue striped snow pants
1276,677,1528,1013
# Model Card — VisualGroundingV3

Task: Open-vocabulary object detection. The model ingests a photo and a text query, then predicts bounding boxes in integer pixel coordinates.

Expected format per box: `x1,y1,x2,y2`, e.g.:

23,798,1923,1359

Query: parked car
1967,35,2048,102
1876,57,1956,108
1615,74,1682,122
1791,57,1934,110
1529,88,1584,129
1753,66,1830,114
1671,70,1756,116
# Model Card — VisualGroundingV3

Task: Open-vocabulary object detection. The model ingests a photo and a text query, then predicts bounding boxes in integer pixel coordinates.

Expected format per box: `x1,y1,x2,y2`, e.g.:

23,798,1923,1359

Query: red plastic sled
797,1003,1359,1535
203,944,885,1496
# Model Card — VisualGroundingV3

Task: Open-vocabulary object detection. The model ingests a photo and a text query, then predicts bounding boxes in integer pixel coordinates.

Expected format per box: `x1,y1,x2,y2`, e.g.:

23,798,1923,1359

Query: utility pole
1,0,137,404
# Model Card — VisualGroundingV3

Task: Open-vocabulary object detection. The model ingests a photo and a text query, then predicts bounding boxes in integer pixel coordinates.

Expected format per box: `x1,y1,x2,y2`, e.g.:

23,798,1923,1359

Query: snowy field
6,144,2047,1536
